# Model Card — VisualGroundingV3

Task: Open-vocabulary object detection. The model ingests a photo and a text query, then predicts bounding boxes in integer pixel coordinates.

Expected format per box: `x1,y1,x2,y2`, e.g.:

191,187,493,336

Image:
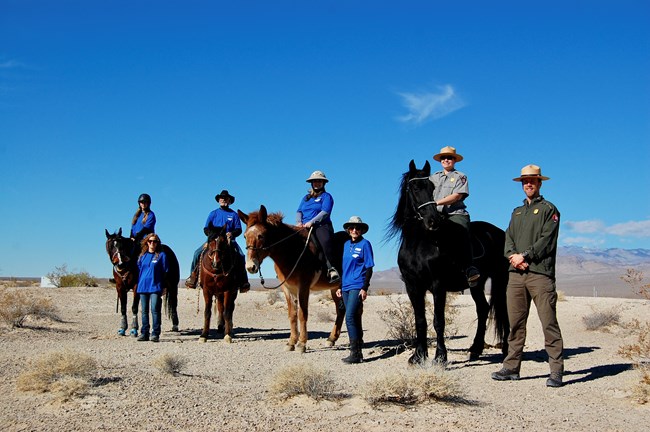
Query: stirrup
328,268,340,284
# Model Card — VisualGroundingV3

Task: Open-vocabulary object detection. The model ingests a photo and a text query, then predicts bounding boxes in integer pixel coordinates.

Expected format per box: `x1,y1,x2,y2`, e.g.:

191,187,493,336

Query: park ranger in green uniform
492,164,564,388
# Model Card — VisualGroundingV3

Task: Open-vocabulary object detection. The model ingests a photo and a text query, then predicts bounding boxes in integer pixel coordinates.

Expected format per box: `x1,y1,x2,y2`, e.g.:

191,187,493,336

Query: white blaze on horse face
244,225,262,273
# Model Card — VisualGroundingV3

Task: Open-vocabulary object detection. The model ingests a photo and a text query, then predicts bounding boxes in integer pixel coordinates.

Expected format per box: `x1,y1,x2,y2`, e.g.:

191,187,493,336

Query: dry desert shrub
619,319,650,404
269,362,338,401
0,287,61,328
556,290,567,302
267,289,281,305
17,350,98,401
582,306,621,331
362,365,463,407
153,353,187,376
621,268,650,300
46,264,98,287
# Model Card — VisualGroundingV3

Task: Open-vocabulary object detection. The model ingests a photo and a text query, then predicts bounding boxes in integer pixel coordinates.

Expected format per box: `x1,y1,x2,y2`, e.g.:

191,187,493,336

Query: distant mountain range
370,246,650,299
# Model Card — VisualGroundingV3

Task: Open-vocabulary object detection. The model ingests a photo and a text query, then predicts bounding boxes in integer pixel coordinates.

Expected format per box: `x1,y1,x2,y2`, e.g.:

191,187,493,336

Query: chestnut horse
386,161,509,364
105,228,180,336
198,223,239,343
238,206,346,353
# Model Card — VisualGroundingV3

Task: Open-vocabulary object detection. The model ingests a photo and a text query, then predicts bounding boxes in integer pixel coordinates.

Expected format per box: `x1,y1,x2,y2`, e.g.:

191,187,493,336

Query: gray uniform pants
503,272,564,374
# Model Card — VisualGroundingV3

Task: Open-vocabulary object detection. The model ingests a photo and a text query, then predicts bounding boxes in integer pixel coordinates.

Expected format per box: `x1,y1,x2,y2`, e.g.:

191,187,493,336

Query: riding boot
342,339,363,364
185,268,198,289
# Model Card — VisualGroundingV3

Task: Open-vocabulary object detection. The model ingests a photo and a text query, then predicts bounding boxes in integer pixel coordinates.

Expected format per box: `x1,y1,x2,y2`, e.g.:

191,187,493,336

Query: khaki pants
503,272,564,374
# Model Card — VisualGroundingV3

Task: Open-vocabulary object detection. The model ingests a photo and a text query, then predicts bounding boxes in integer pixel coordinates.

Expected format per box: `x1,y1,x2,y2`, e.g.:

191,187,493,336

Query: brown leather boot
185,269,198,289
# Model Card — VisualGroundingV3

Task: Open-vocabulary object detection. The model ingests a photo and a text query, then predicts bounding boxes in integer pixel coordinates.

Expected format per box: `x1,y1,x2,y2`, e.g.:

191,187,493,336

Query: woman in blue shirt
296,171,340,283
137,233,168,342
336,216,374,364
130,193,156,246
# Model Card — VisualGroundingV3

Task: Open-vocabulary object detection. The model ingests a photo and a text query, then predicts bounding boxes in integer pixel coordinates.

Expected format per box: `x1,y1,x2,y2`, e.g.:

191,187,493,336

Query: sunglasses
440,155,456,161
348,225,362,232
147,239,160,244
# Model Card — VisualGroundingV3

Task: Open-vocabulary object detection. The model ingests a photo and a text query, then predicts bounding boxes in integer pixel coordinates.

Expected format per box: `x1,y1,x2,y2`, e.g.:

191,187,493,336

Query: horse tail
489,267,509,345
162,244,181,321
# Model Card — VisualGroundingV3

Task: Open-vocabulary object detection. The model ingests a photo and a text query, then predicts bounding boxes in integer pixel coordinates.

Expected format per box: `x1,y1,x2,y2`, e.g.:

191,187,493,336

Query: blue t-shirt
204,207,242,233
131,211,156,238
137,251,168,294
297,192,334,225
342,238,374,292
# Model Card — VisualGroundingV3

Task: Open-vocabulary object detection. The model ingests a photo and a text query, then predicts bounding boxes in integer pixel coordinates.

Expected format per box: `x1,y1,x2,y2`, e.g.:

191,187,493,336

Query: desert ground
0,284,648,432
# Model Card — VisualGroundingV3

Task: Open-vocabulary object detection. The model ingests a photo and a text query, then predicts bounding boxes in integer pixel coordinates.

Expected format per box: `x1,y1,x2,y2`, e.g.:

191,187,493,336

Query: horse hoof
285,344,295,352
224,335,232,344
199,337,207,343
117,329,126,336
171,325,179,332
297,344,306,354
130,329,138,337
326,339,335,347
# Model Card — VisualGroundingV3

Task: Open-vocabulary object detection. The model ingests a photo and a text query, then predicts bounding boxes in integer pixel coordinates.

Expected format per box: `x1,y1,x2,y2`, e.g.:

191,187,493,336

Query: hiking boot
137,334,149,342
466,266,481,288
491,368,520,381
546,372,563,388
150,335,160,343
328,268,341,284
342,340,363,364
239,282,250,293
185,270,198,289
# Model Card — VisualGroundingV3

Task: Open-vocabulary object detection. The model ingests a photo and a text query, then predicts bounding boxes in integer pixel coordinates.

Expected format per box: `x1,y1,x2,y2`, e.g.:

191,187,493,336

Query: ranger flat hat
306,170,329,183
215,189,235,204
513,164,550,181
433,146,464,162
343,216,369,234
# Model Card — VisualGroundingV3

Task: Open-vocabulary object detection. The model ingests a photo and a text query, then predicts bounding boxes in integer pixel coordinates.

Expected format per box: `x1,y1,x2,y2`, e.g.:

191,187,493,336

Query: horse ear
424,160,431,174
105,229,110,239
237,209,248,224
409,160,416,172
259,205,268,222
117,227,122,237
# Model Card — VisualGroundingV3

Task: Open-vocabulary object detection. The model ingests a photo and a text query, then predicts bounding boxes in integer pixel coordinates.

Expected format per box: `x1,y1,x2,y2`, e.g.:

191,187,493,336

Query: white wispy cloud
564,219,650,237
396,84,465,125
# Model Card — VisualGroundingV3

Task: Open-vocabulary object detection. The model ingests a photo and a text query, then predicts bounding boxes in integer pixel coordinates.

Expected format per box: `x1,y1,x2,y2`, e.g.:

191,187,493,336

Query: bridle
407,176,438,222
245,225,312,289
202,235,236,278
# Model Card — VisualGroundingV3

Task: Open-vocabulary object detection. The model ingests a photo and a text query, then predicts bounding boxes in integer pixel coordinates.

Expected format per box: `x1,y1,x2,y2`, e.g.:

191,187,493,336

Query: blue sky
1,1,649,278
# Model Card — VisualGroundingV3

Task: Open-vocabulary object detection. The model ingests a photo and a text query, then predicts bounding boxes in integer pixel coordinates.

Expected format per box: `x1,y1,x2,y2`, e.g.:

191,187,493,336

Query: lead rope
259,226,314,290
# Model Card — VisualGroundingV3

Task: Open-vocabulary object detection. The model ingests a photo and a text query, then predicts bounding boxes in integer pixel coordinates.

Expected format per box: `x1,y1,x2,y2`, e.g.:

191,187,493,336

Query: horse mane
247,210,287,228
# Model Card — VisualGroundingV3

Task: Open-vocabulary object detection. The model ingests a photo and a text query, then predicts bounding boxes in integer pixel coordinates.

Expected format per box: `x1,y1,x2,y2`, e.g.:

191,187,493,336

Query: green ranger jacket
504,195,560,279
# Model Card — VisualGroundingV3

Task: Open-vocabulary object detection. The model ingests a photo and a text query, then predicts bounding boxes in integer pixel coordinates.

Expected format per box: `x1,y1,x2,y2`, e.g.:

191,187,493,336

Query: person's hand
509,253,528,270
359,290,367,301
335,288,342,298
304,221,313,229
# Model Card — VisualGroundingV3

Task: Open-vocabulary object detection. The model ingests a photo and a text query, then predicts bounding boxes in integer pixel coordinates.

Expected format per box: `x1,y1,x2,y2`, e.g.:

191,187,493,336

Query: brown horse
105,228,180,337
199,223,239,343
238,205,346,353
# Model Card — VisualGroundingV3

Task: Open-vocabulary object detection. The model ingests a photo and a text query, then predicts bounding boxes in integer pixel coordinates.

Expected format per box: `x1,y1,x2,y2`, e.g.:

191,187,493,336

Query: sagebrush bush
0,287,61,328
17,351,98,400
46,264,98,288
153,353,187,376
362,365,463,406
269,362,338,400
582,306,621,331
267,289,281,305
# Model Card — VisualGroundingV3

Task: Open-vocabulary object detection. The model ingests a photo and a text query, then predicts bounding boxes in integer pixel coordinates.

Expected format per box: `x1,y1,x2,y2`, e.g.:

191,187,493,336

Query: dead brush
582,306,621,331
0,287,61,328
362,365,463,407
153,353,187,376
269,362,339,401
267,289,281,305
16,350,98,401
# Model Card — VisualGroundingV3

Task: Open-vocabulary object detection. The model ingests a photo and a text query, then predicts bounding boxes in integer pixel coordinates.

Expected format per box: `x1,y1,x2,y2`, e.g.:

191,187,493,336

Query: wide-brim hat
343,216,369,234
215,189,235,204
306,170,329,183
433,146,464,162
513,164,550,181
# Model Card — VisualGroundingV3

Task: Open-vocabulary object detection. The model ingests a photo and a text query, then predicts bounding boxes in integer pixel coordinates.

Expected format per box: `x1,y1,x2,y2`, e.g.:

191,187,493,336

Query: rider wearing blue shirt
296,171,340,284
137,233,168,342
130,193,156,246
336,216,374,364
185,190,249,292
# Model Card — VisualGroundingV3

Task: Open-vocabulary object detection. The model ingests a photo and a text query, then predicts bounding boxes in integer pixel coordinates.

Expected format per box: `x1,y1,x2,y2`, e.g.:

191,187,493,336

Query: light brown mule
238,205,346,353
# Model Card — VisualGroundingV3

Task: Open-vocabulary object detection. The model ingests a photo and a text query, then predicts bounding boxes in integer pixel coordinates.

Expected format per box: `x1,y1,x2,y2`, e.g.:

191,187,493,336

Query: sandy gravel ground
0,285,648,431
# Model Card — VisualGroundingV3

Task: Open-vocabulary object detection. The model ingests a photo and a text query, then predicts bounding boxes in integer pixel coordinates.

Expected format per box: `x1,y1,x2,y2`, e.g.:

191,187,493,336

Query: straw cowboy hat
306,170,329,183
433,146,464,162
512,164,550,182
343,216,369,234
214,189,236,204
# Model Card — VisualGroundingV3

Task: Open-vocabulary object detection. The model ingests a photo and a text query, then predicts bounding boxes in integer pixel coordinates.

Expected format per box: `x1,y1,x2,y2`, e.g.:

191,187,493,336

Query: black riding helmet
138,193,151,204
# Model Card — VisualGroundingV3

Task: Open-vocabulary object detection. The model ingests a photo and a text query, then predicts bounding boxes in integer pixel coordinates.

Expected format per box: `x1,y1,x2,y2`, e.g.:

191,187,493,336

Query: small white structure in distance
40,276,56,288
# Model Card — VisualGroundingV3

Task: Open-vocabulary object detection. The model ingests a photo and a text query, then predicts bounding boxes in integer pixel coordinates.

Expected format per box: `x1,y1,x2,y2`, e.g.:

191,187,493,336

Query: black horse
387,160,509,365
105,229,180,336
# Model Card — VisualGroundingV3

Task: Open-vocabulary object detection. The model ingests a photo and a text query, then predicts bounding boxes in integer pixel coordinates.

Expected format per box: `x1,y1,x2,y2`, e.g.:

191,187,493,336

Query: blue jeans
342,289,363,341
140,292,162,337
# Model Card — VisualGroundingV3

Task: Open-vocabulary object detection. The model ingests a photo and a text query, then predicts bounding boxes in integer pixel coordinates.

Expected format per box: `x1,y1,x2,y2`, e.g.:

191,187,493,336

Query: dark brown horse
105,229,180,336
198,223,239,343
238,206,346,353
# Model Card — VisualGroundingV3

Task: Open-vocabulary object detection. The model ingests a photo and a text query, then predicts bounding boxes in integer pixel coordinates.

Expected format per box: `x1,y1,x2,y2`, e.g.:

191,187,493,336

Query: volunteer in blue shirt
185,190,250,292
296,170,340,284
137,233,168,342
336,216,374,364
130,193,156,246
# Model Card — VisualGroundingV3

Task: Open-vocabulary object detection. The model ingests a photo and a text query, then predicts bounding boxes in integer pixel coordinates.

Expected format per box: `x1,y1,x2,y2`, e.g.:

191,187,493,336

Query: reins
407,176,437,221
255,226,313,290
